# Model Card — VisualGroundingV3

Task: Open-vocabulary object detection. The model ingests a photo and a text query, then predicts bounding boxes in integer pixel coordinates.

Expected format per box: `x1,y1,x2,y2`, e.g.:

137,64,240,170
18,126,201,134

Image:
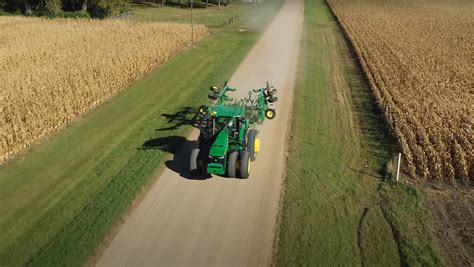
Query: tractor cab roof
209,105,245,118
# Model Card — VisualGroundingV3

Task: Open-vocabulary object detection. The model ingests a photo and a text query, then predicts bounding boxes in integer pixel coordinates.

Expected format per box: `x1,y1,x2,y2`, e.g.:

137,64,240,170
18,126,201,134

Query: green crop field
0,2,282,266
276,0,444,266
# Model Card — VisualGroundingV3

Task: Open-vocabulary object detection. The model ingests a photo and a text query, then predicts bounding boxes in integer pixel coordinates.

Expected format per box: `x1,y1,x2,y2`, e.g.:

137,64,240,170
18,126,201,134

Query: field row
327,0,473,183
0,17,208,164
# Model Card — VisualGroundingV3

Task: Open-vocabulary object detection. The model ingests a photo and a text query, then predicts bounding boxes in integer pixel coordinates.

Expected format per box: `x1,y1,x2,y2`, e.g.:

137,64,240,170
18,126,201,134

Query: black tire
247,129,257,161
239,151,250,179
190,148,200,172
269,96,278,103
227,151,238,178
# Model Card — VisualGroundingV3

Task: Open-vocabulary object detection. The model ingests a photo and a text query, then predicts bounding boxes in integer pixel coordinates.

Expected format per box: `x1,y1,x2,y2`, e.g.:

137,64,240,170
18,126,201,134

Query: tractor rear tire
228,151,238,178
248,129,258,161
190,148,200,172
239,151,250,179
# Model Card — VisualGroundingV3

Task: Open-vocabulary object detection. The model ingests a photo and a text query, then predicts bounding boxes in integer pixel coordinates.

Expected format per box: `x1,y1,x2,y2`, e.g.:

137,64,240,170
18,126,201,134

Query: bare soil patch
426,185,474,266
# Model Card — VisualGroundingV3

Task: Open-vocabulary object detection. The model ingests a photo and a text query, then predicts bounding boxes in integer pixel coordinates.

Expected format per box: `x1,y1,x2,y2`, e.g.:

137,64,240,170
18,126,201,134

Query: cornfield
0,17,208,164
327,0,473,183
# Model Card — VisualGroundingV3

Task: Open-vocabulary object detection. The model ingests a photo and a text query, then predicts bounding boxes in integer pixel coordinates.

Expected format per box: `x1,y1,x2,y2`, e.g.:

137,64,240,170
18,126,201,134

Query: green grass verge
276,0,444,266
0,2,282,266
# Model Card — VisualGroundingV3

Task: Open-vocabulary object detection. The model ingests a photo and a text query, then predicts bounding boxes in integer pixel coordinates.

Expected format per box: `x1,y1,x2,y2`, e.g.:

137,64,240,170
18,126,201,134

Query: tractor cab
197,105,250,176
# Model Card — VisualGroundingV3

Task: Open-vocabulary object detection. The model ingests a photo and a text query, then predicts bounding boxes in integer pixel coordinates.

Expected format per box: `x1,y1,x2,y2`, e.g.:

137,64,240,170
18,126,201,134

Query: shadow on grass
350,167,380,179
157,106,199,131
141,107,210,180
143,136,209,180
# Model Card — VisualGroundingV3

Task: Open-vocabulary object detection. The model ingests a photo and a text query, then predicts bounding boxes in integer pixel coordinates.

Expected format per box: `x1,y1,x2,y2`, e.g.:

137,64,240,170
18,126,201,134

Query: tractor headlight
210,155,225,165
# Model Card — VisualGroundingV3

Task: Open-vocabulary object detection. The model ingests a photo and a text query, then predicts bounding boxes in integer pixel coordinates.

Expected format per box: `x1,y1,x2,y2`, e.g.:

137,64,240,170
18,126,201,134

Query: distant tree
2,0,230,16
45,0,61,14
61,0,88,12
4,0,25,13
89,0,129,16
3,0,127,16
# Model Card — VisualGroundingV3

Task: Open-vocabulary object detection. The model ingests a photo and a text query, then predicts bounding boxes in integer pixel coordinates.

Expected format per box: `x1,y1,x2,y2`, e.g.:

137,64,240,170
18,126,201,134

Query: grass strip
276,0,444,265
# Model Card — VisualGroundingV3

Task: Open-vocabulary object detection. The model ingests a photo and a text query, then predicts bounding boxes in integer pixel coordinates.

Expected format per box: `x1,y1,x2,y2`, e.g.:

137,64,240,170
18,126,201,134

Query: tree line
0,0,231,18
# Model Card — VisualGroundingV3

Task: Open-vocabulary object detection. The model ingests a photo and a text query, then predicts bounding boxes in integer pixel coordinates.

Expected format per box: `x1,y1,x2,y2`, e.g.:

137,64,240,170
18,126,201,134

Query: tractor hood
210,130,229,158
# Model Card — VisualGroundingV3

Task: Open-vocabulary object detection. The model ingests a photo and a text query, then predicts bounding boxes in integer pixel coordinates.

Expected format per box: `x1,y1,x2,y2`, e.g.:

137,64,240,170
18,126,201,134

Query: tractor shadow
141,106,210,180
165,139,212,180
142,136,210,180
157,106,200,132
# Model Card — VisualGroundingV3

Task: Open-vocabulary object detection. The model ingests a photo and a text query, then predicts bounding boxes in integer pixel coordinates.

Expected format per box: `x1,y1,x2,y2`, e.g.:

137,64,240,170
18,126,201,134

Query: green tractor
190,82,278,178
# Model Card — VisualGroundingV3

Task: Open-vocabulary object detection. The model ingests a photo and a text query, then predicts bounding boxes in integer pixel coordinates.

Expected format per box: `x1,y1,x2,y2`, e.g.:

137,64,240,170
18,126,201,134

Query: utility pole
191,0,194,48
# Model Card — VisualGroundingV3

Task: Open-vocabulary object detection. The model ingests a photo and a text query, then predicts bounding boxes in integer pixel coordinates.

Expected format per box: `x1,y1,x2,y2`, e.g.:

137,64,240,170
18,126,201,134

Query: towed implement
190,82,278,178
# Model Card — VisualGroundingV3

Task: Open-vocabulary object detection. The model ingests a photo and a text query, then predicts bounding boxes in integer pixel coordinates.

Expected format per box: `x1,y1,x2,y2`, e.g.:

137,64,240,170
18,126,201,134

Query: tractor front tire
190,148,200,173
228,151,238,178
239,151,250,179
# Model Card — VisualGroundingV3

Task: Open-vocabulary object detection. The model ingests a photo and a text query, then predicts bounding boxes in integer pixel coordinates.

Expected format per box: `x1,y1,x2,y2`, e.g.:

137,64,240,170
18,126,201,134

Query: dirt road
97,0,303,265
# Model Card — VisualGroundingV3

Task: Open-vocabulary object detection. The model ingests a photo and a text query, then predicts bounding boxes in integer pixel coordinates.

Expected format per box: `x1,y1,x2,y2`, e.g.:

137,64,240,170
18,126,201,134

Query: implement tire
239,151,250,179
228,151,238,178
265,109,276,120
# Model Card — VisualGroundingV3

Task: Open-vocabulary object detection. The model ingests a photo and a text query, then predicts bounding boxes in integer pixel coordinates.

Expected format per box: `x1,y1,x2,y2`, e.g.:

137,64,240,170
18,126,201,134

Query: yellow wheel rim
247,158,251,173
254,138,261,154
266,110,274,118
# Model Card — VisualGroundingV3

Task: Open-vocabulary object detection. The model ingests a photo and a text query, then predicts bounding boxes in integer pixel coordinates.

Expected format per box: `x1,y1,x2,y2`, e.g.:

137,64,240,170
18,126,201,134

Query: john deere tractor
190,82,278,178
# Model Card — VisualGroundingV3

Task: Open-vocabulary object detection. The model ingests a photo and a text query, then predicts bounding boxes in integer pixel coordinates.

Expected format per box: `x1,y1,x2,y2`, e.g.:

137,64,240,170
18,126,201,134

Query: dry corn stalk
327,0,473,183
0,16,208,164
